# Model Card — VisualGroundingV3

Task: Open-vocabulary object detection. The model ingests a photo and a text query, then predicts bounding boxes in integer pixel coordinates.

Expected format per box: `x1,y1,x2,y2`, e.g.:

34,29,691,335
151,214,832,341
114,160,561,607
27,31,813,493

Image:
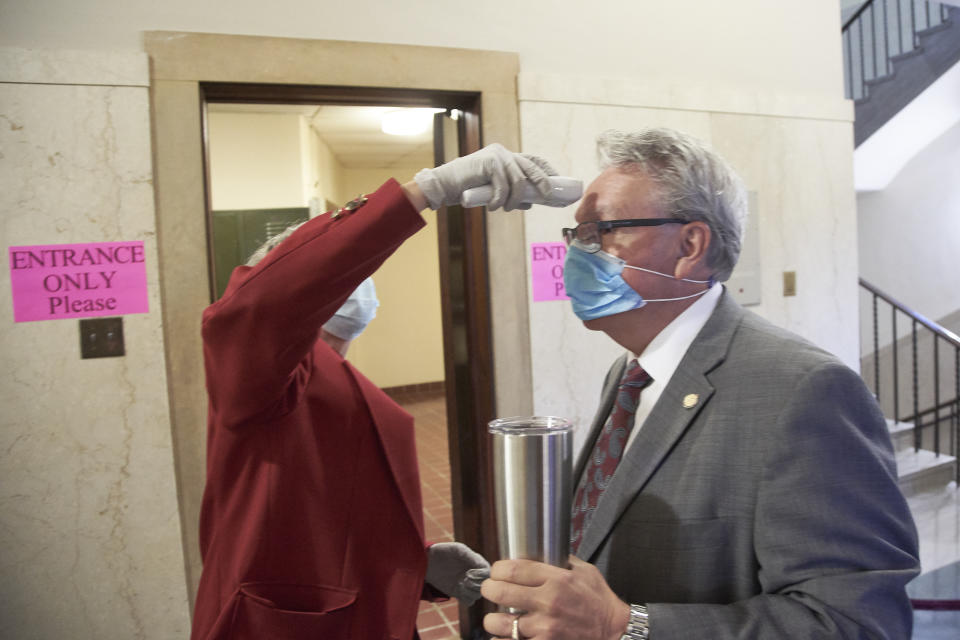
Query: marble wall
517,72,858,453
0,48,190,639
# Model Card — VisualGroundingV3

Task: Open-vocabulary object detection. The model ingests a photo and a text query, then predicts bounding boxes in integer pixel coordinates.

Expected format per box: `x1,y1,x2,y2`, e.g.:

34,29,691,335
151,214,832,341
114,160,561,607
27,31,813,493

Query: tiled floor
395,387,960,639
908,484,960,638
391,387,461,640
909,559,960,639
909,482,960,574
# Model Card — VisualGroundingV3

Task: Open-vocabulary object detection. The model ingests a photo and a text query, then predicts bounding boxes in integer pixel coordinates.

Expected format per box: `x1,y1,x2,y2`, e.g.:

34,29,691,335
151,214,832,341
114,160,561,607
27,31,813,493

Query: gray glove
414,143,557,212
425,542,491,606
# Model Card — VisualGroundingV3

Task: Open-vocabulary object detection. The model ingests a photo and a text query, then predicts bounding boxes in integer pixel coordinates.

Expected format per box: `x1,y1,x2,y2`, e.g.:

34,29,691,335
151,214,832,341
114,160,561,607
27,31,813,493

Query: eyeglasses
561,218,686,253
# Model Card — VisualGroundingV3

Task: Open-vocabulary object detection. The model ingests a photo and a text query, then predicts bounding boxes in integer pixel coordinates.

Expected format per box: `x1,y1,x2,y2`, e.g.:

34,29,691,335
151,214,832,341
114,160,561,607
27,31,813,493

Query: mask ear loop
619,264,716,303
622,264,713,284
641,288,712,303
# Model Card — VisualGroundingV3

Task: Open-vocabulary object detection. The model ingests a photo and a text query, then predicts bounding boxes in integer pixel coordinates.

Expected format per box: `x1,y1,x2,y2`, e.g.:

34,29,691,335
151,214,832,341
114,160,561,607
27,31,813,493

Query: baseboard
382,381,445,399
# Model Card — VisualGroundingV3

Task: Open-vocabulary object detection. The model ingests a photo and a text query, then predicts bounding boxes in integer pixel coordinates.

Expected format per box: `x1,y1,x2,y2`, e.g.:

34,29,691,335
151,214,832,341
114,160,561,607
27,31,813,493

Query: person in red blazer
191,145,562,640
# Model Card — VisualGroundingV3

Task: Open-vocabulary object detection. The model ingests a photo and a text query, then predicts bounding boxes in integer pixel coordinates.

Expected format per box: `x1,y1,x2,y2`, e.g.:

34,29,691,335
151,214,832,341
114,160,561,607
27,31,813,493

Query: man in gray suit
481,129,919,639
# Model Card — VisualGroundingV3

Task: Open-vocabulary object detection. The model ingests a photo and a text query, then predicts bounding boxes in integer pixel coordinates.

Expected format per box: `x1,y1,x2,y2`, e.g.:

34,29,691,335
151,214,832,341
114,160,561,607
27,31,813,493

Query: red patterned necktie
570,359,651,554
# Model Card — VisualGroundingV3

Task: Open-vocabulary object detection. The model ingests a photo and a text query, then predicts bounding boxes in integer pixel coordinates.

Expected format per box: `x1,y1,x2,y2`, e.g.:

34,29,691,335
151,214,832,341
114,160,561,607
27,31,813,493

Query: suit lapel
345,362,425,544
577,292,744,560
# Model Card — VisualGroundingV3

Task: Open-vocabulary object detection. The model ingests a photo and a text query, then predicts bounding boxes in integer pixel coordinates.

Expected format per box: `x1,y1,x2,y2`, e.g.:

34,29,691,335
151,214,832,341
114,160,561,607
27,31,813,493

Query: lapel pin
682,393,699,409
332,195,368,219
343,194,368,212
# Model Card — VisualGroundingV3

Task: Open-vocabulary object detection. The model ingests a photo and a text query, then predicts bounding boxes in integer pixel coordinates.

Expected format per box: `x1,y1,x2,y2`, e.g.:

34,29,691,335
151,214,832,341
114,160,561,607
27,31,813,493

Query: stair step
861,73,897,96
895,448,957,498
887,419,916,452
889,46,926,65
917,19,954,39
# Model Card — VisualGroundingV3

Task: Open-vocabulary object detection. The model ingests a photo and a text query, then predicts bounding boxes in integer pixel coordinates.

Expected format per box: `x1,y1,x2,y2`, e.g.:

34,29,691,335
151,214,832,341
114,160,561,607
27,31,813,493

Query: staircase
842,0,960,145
860,279,960,496
889,420,957,497
846,3,960,495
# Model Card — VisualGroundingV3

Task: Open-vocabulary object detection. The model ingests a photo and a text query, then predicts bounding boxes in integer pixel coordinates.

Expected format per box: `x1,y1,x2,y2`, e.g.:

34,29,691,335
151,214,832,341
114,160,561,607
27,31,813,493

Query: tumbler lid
488,415,573,436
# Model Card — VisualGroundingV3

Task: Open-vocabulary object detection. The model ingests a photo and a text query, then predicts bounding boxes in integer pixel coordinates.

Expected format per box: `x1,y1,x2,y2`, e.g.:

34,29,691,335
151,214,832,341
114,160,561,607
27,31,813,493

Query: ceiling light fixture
381,108,445,136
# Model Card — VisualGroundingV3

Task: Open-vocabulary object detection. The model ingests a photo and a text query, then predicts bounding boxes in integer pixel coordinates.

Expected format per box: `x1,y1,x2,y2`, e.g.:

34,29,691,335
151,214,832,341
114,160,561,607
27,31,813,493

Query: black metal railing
842,0,951,100
860,278,960,481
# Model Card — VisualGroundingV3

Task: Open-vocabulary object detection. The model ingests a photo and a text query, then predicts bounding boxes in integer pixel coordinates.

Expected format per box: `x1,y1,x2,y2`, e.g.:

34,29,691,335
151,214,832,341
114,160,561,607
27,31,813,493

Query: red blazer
192,180,429,640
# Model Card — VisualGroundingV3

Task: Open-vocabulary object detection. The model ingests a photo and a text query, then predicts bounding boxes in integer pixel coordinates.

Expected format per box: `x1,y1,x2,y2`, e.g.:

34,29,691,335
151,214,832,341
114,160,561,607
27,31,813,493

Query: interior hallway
390,386,461,639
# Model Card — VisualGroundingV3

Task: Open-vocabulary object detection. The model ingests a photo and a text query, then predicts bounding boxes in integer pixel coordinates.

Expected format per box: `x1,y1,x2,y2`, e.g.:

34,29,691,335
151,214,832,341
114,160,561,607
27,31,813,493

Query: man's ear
675,221,712,280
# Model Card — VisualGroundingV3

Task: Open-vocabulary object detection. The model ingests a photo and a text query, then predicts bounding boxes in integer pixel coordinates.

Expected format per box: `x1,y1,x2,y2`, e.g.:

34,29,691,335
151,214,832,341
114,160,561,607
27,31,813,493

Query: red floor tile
400,390,461,637
418,625,458,640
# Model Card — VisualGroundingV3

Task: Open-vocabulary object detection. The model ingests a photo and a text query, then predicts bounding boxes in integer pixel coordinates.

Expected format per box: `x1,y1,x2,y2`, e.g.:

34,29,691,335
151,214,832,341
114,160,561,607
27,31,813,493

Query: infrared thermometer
460,176,583,208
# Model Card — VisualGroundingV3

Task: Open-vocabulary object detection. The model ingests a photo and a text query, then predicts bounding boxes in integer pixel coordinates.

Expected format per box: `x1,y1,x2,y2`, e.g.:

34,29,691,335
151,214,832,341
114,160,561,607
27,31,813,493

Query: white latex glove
413,143,557,211
426,542,491,606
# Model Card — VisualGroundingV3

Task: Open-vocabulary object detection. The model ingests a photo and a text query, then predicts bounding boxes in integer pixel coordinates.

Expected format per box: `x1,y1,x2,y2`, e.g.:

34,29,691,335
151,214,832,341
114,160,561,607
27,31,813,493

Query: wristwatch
620,604,649,640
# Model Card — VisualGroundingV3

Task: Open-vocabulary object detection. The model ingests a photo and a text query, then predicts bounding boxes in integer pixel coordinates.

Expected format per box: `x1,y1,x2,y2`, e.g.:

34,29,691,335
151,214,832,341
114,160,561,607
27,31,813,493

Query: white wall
336,166,446,388
1,0,846,99
858,120,960,325
208,112,306,210
305,121,344,214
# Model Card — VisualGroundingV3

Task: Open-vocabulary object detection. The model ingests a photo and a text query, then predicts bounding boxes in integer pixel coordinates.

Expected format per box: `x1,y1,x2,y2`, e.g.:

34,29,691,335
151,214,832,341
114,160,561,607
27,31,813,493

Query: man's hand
481,556,630,640
413,143,557,211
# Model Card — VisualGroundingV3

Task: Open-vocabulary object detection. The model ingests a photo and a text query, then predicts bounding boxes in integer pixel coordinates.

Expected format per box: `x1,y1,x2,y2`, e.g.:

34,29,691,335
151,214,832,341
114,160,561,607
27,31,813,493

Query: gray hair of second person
245,221,308,267
596,128,747,282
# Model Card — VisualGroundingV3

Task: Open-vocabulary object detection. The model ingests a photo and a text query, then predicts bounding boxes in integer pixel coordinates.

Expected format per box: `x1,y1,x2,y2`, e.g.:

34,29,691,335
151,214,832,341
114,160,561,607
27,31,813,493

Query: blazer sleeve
649,361,920,639
201,178,426,429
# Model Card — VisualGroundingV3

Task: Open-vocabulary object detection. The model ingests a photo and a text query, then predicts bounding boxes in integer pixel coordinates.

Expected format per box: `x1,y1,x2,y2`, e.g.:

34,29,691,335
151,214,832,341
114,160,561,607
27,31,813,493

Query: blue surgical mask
323,277,379,341
563,242,712,321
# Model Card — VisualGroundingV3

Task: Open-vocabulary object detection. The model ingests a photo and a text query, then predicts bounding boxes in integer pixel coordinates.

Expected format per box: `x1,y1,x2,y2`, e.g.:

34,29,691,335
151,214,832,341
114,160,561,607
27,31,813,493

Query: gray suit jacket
575,291,919,639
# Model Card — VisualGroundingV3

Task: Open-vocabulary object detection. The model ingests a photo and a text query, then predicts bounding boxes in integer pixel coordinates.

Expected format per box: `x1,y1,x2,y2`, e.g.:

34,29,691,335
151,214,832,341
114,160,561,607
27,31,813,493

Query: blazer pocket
228,582,358,640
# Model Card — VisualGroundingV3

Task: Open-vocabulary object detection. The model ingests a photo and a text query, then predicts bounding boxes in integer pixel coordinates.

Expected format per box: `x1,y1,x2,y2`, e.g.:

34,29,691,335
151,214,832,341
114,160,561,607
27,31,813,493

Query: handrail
903,396,960,424
859,277,960,348
860,277,959,482
841,1,951,101
843,0,877,31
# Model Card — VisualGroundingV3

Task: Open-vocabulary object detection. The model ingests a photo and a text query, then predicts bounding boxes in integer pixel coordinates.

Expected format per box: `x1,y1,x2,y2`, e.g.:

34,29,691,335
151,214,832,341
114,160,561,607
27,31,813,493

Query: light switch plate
79,317,125,359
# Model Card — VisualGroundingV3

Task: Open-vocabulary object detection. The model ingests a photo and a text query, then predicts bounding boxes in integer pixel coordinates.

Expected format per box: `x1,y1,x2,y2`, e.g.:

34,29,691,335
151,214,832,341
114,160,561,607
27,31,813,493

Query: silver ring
511,614,522,640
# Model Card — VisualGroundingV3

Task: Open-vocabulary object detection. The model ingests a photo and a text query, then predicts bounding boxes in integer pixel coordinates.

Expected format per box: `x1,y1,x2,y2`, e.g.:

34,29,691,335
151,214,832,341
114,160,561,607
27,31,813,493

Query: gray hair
245,221,308,266
597,128,747,282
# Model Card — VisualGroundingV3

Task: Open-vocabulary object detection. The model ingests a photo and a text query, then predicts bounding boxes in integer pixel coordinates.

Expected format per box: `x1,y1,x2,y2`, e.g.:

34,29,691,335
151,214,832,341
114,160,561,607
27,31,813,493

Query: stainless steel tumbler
489,416,574,568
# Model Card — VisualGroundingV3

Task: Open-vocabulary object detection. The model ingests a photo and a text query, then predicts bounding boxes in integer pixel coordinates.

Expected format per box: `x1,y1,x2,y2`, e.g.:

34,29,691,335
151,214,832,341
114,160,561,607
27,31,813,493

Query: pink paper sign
9,242,149,322
530,242,570,302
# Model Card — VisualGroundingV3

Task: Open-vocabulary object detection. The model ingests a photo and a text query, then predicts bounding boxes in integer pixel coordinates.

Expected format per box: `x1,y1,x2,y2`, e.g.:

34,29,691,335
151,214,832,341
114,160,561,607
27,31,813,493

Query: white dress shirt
624,283,722,453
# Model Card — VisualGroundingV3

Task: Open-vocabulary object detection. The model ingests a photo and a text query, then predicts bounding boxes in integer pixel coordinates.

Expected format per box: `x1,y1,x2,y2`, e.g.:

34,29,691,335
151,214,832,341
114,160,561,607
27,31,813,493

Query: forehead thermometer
461,176,583,208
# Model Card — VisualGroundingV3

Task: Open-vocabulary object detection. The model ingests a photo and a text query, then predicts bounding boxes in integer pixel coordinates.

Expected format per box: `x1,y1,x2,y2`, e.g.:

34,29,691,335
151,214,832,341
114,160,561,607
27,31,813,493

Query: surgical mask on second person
563,242,712,322
322,277,380,341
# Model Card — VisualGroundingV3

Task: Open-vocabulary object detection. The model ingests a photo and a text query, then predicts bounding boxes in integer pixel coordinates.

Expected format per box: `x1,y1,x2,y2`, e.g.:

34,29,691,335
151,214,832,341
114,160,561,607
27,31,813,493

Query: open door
433,110,500,634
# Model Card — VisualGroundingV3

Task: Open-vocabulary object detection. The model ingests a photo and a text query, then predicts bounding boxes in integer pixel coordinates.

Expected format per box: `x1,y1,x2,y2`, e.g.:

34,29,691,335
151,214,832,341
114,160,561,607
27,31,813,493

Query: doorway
147,32,531,637
204,100,458,634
